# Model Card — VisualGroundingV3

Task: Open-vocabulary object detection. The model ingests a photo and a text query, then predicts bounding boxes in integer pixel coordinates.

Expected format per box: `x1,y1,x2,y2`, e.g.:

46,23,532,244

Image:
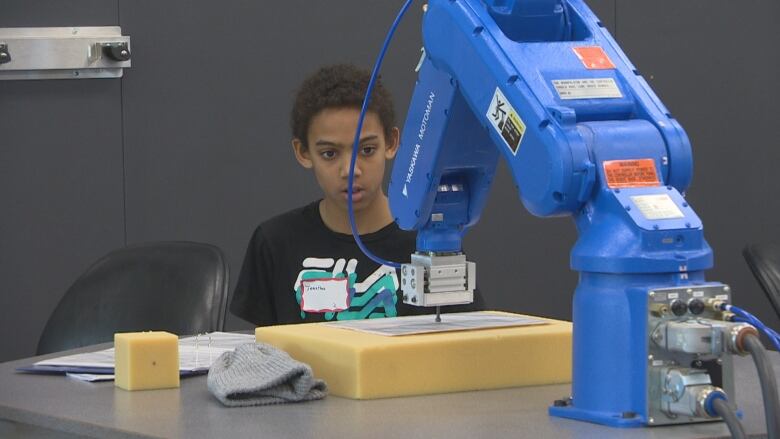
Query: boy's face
292,107,399,213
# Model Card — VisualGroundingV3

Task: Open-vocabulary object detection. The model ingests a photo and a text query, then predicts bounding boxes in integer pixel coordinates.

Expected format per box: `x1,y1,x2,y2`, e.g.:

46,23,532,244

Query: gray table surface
0,343,777,439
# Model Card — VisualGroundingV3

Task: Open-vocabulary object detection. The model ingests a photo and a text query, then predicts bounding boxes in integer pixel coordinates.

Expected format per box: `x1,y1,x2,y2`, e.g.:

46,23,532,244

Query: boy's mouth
341,186,365,201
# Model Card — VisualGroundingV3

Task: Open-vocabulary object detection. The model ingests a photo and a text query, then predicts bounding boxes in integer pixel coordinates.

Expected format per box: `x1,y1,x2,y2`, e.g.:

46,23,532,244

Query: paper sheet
325,311,547,336
66,373,116,382
33,332,255,372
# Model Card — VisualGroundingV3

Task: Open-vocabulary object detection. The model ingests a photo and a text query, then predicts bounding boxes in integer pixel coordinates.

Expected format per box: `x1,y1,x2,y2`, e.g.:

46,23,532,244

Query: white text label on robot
552,78,622,100
487,87,525,155
630,194,685,220
403,91,436,197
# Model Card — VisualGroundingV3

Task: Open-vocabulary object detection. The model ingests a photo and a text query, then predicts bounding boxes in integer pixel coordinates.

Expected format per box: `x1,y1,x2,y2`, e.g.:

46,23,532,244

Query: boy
230,64,481,326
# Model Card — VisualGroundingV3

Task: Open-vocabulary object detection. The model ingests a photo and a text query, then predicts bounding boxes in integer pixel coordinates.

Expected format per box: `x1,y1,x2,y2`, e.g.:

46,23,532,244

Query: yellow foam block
256,311,571,399
114,331,180,391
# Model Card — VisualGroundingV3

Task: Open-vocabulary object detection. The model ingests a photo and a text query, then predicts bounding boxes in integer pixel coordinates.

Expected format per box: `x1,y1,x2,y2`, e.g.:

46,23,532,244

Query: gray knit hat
207,343,327,407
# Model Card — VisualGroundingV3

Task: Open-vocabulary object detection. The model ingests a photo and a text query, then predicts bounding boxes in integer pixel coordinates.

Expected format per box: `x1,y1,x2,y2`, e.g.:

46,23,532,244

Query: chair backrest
36,241,229,355
743,243,780,319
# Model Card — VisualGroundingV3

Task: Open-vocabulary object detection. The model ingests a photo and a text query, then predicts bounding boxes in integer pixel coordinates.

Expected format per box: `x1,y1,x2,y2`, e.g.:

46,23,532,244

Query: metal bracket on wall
0,27,131,80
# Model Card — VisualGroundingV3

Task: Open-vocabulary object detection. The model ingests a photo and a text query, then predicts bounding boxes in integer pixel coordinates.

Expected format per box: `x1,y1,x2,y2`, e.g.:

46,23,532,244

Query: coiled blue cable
347,0,415,270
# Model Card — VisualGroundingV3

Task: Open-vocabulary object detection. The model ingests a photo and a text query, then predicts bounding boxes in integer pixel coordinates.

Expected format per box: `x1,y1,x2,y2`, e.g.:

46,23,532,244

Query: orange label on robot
573,46,615,70
603,159,660,188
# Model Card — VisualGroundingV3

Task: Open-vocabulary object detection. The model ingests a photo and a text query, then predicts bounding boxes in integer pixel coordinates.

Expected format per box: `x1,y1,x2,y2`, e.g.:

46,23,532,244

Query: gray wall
1,0,778,362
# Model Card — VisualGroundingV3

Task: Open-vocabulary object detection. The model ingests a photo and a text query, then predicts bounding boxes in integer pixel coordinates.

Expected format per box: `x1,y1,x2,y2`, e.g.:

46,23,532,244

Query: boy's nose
340,155,362,178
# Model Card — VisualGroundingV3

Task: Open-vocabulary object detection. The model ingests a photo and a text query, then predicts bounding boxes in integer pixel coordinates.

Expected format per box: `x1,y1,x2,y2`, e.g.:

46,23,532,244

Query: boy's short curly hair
291,64,396,149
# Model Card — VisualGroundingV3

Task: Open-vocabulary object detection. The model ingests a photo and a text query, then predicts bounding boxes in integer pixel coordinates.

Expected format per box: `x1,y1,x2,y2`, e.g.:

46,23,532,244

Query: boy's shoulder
259,201,319,234
250,201,326,250
253,199,414,249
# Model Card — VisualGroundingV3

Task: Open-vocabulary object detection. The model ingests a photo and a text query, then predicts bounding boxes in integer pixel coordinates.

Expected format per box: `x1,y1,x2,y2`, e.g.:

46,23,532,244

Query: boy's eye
320,150,337,160
360,145,377,156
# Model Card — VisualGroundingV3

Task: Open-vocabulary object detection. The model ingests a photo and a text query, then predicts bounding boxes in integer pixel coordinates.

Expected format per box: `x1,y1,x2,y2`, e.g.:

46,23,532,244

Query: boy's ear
384,127,401,160
292,138,313,169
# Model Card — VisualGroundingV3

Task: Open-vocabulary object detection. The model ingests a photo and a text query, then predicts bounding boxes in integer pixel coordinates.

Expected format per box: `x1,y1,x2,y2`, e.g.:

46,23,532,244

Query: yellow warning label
487,87,526,155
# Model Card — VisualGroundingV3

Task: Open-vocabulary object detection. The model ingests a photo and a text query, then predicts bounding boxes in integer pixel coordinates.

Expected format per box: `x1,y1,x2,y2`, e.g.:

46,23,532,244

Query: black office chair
743,243,780,320
36,241,229,355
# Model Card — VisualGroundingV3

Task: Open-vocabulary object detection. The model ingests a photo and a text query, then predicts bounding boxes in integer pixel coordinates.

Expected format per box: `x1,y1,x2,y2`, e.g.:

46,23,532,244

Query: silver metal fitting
650,302,670,317
706,297,727,312
695,387,725,418
651,319,756,356
659,367,721,418
725,323,759,356
401,253,475,307
652,320,721,354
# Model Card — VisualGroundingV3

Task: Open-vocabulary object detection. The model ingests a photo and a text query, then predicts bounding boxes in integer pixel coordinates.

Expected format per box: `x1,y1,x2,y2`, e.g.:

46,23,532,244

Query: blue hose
724,304,780,351
347,0,415,269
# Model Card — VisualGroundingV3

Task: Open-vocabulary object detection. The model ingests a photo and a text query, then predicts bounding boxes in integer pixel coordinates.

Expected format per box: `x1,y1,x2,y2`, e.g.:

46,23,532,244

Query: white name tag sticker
300,278,350,313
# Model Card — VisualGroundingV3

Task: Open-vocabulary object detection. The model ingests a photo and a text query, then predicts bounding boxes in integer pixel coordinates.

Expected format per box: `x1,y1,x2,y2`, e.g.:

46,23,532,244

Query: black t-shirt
230,200,482,326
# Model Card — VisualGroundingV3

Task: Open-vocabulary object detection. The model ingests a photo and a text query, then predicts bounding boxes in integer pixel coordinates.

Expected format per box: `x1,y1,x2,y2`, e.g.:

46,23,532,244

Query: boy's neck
319,195,394,235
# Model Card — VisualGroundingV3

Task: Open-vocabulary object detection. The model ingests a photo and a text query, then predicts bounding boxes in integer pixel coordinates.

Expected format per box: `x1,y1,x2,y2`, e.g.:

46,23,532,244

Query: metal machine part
647,285,738,426
401,253,475,307
656,367,726,418
0,27,131,80
101,42,131,62
0,44,10,65
651,319,756,356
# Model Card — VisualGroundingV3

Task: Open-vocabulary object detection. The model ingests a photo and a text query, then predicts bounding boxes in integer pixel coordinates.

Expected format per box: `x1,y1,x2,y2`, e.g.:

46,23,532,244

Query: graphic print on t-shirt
293,257,399,321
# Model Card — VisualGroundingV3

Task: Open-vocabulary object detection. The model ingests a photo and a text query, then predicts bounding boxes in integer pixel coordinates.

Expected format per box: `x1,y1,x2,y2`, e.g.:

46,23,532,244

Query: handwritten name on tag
300,278,350,313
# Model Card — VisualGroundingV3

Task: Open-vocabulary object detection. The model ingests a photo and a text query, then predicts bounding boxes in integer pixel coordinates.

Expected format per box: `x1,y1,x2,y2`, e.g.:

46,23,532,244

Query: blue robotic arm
389,0,751,428
391,0,698,256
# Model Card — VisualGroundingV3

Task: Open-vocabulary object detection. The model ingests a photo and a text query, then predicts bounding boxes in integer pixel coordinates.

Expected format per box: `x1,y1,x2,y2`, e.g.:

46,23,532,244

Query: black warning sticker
486,87,526,155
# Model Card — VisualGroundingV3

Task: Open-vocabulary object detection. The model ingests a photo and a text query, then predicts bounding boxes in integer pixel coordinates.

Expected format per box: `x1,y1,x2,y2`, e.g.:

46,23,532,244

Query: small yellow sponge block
114,331,180,391
256,312,571,399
